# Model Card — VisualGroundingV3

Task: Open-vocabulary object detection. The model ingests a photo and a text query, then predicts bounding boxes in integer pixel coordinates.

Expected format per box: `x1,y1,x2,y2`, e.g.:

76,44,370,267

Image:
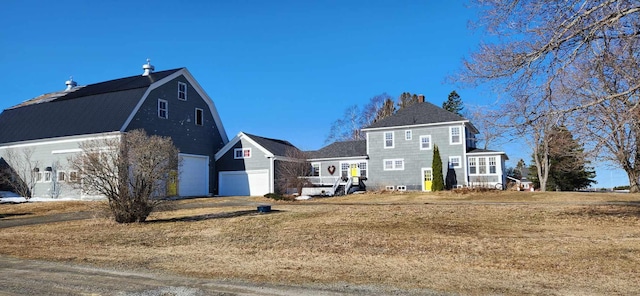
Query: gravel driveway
0,256,438,296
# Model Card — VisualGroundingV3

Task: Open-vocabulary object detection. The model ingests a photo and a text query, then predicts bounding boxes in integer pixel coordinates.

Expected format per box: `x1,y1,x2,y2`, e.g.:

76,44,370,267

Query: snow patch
0,192,80,203
295,195,312,200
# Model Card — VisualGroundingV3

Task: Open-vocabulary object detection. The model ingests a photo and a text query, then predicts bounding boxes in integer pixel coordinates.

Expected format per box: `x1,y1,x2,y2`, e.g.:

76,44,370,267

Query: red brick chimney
418,94,425,103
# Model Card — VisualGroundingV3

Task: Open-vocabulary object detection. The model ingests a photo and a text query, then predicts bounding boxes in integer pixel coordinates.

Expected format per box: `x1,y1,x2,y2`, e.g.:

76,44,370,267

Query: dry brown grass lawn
1,191,639,295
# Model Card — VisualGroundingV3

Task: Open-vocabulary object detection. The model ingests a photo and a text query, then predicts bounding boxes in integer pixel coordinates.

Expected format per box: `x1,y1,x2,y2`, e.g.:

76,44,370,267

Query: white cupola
142,58,155,76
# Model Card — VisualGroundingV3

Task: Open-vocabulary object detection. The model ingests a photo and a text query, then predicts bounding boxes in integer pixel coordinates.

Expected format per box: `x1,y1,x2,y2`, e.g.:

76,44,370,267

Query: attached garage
219,170,269,196
179,154,209,197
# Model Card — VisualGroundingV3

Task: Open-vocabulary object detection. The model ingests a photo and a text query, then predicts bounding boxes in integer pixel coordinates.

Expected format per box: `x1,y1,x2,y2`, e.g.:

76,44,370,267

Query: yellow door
423,168,433,192
167,170,178,196
350,163,359,184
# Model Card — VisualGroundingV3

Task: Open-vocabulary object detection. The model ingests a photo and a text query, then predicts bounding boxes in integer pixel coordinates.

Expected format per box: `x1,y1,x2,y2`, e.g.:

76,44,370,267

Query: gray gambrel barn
0,62,228,198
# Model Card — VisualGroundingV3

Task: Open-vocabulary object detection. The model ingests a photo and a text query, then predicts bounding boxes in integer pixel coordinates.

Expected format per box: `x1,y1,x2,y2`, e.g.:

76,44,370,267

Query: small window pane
195,109,203,126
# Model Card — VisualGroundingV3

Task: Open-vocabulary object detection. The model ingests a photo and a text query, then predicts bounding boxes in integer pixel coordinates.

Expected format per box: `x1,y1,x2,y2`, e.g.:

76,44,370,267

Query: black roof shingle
363,102,467,129
306,140,367,159
243,133,300,157
0,69,182,145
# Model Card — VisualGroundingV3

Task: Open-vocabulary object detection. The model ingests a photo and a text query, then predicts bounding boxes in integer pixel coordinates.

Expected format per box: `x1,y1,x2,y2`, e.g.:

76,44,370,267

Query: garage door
179,154,209,197
219,170,269,196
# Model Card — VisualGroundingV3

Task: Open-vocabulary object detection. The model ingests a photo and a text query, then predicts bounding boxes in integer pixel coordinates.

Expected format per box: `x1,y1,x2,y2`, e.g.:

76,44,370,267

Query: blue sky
0,0,628,188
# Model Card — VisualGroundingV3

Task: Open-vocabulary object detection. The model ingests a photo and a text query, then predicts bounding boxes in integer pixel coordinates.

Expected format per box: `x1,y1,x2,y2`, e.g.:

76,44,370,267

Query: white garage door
179,154,209,197
219,170,269,196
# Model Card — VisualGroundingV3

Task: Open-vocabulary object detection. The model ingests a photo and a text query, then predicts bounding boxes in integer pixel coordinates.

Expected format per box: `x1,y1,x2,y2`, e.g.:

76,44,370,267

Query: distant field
1,191,639,295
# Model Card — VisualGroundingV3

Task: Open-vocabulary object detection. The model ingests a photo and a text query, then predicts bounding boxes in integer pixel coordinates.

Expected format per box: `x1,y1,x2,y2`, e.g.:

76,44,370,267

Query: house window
449,156,461,168
405,130,412,140
341,163,350,177
311,163,320,177
178,82,187,101
469,157,477,174
384,159,404,171
397,185,407,191
479,157,487,174
195,108,203,126
450,126,461,144
69,171,78,182
420,135,432,150
58,171,66,182
489,157,497,174
35,172,43,182
158,99,168,119
359,162,367,177
234,148,251,159
43,171,52,182
384,132,394,148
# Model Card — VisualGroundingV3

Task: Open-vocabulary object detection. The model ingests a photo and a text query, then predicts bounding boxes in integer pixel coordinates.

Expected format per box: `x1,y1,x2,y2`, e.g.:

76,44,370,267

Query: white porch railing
302,176,340,186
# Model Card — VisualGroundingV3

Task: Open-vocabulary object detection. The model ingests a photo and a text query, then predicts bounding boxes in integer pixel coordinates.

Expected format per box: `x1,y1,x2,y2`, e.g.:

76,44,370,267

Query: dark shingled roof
243,133,299,157
364,102,467,129
306,140,367,159
0,69,182,145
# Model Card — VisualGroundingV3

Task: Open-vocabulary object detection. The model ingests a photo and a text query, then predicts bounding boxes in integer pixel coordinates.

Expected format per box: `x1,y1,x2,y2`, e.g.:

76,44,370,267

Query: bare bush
69,130,179,223
275,148,311,195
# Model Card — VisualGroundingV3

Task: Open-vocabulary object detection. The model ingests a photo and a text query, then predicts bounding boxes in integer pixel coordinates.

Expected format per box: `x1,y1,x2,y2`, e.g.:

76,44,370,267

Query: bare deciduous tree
69,130,179,223
459,0,640,191
0,147,39,199
325,93,395,143
275,147,311,195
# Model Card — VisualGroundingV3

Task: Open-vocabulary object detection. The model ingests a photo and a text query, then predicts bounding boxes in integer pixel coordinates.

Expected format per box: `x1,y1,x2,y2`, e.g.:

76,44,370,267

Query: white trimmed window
158,99,168,119
178,82,187,101
195,108,203,126
43,171,52,183
384,159,404,171
469,157,477,174
234,148,251,159
311,163,320,177
397,185,407,191
359,162,367,177
69,171,78,182
449,156,461,168
384,132,394,148
341,163,350,177
420,135,432,150
35,172,43,182
405,130,412,140
489,156,497,174
478,157,487,174
450,126,461,144
58,171,66,182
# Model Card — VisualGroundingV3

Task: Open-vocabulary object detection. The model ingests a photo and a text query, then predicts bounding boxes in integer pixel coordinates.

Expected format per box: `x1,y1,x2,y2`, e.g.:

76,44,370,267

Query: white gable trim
0,132,122,150
119,68,229,144
214,132,274,161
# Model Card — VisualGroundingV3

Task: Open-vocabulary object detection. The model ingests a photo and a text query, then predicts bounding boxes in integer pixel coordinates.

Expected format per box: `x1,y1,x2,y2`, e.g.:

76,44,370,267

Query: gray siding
126,75,225,193
366,124,467,190
0,135,120,199
216,139,271,172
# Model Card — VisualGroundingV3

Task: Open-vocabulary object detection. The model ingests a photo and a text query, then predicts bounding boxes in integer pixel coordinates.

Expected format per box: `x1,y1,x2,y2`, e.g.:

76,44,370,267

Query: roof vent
142,58,155,76
65,76,77,91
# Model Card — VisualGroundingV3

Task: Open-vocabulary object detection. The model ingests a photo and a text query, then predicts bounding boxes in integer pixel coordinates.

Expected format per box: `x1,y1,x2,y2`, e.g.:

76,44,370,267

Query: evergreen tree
530,126,596,191
442,90,464,116
431,145,445,191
